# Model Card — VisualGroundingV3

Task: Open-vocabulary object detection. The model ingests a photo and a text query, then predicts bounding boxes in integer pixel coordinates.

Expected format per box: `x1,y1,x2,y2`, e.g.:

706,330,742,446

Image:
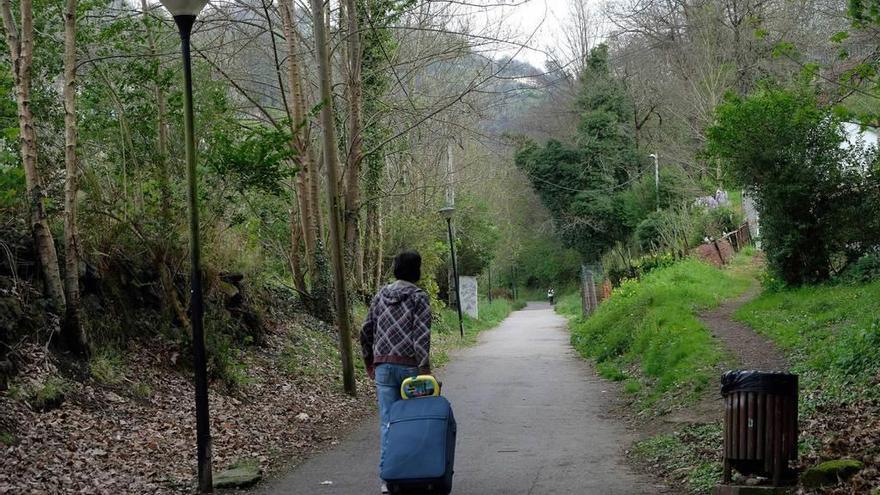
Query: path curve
700,287,789,372
258,303,660,495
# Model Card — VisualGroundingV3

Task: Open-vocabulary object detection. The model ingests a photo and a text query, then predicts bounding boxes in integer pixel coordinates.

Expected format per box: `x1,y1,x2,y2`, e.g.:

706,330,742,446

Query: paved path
259,303,657,495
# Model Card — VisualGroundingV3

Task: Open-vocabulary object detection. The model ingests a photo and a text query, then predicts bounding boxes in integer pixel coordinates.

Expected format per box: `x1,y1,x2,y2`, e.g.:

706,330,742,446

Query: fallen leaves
0,325,375,494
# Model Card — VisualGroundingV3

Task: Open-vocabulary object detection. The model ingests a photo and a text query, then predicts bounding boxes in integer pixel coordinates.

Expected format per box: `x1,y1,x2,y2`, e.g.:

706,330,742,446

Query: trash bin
721,370,798,485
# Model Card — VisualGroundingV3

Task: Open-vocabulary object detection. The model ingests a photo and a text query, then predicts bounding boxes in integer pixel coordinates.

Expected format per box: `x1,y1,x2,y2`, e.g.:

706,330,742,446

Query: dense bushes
708,85,880,285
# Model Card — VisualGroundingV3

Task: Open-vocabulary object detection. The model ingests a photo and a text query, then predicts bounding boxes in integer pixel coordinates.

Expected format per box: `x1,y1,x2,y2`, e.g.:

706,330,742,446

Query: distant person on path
360,250,432,494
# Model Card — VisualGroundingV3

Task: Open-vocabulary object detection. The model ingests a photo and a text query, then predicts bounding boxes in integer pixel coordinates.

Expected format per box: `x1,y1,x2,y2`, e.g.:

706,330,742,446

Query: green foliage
605,251,677,285
633,424,724,494
281,325,340,380
383,211,447,313
449,194,500,276
511,237,581,289
204,327,253,390
707,85,880,285
635,212,666,251
555,292,582,318
849,0,880,27
735,279,880,403
130,381,152,399
838,253,880,283
690,206,740,247
570,258,754,408
27,377,69,412
90,348,126,385
516,44,647,261
617,166,699,229
0,431,17,446
204,123,295,195
0,166,24,209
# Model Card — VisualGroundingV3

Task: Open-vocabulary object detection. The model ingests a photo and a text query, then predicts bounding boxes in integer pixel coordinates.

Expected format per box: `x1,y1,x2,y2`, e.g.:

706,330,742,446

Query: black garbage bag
721,370,798,396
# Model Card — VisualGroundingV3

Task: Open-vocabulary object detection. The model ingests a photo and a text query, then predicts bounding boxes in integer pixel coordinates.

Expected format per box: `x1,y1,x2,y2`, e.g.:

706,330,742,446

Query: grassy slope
562,255,756,410
735,282,880,405
573,260,880,495
734,282,880,494
557,254,759,494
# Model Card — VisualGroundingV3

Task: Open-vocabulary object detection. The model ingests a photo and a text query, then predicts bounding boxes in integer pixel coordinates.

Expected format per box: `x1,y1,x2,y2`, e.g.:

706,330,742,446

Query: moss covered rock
801,459,864,488
213,460,262,489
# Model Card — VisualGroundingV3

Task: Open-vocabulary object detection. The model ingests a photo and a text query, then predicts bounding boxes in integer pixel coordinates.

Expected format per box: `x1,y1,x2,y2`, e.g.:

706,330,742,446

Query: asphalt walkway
259,302,657,494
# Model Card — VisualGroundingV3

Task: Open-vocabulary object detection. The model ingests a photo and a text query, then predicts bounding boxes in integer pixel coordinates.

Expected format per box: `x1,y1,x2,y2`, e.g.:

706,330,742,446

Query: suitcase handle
400,375,441,399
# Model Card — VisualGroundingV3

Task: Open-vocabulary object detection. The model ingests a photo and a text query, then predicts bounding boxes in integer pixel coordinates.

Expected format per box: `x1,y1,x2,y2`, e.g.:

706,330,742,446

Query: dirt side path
660,284,789,429
699,286,789,372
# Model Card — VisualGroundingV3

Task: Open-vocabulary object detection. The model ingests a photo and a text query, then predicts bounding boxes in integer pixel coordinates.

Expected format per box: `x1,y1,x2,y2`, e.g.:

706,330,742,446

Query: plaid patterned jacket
360,280,431,373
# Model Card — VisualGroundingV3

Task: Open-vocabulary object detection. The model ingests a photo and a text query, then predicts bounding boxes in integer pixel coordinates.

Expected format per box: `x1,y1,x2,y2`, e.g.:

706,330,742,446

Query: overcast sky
482,0,576,69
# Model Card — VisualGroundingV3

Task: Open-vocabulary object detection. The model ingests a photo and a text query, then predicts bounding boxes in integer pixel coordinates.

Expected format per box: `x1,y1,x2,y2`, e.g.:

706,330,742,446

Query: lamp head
438,206,455,220
649,153,657,159
160,0,208,17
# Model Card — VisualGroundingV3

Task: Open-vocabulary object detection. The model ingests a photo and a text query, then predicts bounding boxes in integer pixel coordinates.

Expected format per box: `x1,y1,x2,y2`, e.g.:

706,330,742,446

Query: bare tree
342,0,365,292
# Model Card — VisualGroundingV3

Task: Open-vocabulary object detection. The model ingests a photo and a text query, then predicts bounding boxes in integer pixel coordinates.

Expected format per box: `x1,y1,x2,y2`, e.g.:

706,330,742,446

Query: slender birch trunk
280,0,317,276
288,198,308,295
1,0,66,316
310,0,356,396
61,0,87,353
342,0,364,292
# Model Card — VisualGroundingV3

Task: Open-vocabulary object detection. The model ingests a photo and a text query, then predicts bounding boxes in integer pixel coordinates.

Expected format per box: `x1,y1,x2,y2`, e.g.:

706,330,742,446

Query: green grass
28,376,69,412
735,280,880,405
130,381,152,399
633,424,723,494
555,292,582,318
0,431,17,446
89,348,126,385
281,326,344,380
569,256,756,409
431,298,518,367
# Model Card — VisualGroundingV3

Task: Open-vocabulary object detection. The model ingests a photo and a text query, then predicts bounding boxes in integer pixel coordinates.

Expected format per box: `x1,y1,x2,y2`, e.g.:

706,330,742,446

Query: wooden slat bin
721,370,798,486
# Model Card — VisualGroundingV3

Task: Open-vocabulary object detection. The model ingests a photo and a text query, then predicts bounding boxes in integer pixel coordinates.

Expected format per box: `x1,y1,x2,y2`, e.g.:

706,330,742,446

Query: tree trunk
310,0,356,397
288,196,308,295
373,206,383,292
342,0,364,292
157,249,191,334
363,200,383,293
61,0,87,354
1,0,66,316
280,0,318,278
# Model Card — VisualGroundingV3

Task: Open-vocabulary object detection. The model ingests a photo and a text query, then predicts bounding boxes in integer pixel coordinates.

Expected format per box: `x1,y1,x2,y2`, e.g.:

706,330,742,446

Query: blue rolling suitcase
381,386,457,494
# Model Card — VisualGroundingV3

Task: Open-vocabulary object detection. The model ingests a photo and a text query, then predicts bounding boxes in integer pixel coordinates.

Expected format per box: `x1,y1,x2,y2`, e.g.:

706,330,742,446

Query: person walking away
360,250,432,494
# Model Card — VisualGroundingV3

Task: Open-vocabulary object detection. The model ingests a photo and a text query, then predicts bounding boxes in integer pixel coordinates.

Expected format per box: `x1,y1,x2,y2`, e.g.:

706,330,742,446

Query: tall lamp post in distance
439,206,464,338
158,0,213,491
649,153,660,212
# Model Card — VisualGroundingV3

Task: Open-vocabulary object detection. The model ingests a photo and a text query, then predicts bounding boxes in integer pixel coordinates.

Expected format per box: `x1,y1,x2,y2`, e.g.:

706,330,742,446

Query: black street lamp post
439,206,464,338
158,0,212,491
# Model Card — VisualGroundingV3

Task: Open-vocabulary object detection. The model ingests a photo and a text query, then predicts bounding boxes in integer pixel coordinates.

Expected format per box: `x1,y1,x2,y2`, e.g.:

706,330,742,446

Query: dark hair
393,250,422,283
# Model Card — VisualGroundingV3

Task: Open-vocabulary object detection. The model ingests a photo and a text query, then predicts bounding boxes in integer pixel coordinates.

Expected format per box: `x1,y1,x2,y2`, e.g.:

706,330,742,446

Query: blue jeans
376,363,419,475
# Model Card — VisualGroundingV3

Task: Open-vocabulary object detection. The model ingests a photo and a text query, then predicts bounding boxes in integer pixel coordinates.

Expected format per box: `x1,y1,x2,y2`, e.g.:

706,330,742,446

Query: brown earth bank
0,322,374,494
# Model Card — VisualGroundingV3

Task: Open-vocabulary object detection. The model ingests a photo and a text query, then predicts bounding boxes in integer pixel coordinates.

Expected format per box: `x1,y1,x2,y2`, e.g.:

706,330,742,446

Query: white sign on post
459,276,478,319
